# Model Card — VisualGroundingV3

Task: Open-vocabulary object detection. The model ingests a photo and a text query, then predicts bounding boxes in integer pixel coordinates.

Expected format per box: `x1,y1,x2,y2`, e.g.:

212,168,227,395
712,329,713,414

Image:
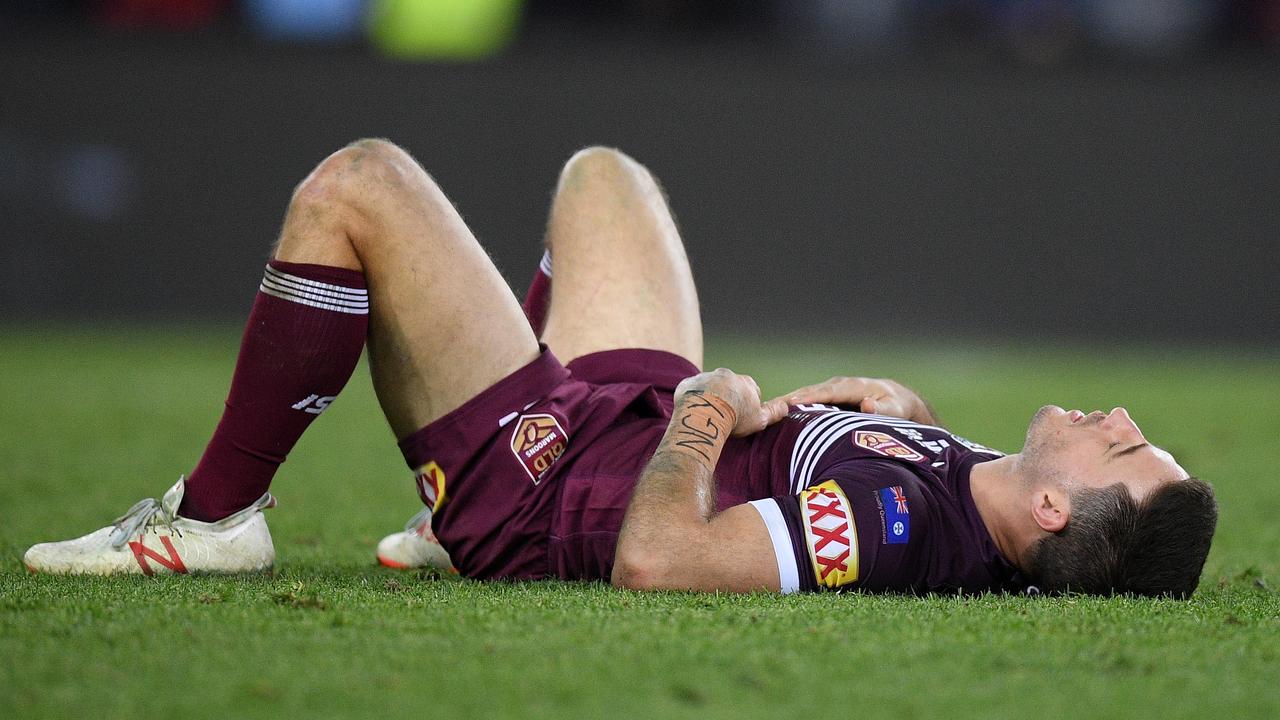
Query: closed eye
1109,443,1149,461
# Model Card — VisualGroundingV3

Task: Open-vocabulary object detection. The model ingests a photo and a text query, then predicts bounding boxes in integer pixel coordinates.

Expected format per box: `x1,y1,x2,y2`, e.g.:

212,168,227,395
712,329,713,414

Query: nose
1106,407,1145,441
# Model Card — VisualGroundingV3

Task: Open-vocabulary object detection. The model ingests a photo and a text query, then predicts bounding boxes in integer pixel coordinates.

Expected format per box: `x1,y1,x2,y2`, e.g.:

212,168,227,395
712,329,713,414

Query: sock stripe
259,285,369,314
260,266,369,314
264,266,367,300
260,275,369,307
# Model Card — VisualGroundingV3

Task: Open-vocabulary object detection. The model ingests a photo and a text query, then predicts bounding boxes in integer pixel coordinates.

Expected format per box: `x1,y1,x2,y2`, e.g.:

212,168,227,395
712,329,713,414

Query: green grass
1,327,1277,719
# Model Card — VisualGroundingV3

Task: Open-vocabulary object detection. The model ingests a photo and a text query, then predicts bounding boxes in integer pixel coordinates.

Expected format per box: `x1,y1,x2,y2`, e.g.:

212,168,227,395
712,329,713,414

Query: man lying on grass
24,142,1218,597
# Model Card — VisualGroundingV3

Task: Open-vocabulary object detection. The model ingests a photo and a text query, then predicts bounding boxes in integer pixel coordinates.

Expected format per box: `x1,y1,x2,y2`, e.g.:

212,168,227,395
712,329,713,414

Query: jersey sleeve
749,459,927,594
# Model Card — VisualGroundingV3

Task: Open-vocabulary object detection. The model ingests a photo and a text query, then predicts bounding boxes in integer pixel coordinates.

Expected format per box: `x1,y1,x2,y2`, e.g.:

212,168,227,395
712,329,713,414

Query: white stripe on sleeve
749,499,800,594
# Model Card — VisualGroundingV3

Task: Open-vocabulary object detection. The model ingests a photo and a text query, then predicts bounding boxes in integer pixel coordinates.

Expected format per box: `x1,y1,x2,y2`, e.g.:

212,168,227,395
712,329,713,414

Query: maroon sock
521,250,552,336
179,260,369,521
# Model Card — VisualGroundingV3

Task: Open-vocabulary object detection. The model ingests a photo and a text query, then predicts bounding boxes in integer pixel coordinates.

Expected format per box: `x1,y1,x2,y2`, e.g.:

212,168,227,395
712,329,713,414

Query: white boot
376,507,454,572
24,478,276,576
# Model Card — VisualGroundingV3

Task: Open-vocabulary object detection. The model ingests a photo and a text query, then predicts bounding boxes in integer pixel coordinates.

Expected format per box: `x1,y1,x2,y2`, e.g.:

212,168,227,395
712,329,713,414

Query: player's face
1021,405,1189,501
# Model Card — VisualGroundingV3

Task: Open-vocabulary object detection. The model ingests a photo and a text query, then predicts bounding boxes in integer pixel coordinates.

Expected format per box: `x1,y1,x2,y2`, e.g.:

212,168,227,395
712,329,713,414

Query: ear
1031,488,1069,533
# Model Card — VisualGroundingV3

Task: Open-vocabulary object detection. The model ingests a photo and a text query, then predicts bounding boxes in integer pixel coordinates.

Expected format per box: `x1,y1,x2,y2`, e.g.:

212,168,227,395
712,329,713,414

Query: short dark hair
1025,478,1218,598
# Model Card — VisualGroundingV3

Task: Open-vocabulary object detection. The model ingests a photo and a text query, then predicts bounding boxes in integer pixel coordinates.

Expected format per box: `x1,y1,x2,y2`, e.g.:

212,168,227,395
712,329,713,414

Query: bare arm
611,370,788,592
770,376,941,426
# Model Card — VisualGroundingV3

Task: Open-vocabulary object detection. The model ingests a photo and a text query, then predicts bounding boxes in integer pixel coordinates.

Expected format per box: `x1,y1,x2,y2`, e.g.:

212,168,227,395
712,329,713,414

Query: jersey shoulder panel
753,458,928,593
782,404,1002,494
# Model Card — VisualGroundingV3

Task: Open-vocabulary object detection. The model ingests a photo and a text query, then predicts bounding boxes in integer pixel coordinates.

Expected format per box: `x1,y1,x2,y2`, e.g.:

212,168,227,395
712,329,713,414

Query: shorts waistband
565,348,699,393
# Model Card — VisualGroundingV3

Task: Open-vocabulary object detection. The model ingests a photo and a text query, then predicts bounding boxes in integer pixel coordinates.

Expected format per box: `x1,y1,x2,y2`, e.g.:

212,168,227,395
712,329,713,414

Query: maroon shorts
397,347,696,581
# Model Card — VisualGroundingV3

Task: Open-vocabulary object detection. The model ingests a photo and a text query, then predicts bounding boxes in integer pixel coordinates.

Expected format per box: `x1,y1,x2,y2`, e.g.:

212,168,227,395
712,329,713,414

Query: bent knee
292,138,424,209
559,145,649,189
342,137,418,171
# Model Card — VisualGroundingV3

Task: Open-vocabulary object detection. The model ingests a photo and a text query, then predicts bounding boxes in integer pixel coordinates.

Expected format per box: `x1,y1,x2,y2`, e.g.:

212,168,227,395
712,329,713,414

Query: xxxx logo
510,413,568,485
800,480,858,588
128,536,188,576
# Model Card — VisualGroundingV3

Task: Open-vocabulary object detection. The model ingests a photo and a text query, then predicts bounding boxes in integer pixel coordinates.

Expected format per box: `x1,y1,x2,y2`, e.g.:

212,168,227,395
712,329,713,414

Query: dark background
2,2,1278,344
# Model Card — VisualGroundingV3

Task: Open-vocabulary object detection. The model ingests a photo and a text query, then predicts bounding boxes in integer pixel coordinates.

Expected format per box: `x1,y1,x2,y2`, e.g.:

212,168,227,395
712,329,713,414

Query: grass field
2,327,1277,719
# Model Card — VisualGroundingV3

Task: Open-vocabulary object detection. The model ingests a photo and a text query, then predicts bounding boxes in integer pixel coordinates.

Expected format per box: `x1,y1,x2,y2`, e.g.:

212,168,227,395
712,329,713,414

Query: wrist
664,390,736,464
677,389,737,425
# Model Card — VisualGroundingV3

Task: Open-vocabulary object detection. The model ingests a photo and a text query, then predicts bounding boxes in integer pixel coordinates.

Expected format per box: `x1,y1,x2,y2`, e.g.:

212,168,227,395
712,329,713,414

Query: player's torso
744,405,1016,594
783,404,1001,491
717,404,1001,502
549,402,1007,585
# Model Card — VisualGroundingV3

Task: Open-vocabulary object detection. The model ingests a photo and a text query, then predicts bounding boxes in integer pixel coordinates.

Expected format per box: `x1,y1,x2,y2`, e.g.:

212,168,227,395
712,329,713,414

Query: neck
969,454,1042,570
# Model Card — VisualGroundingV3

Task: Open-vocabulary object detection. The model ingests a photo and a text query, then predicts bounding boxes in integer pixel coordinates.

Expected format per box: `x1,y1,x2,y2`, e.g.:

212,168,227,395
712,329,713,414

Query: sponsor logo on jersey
415,461,448,513
877,485,911,545
800,480,859,588
510,413,568,485
854,430,926,462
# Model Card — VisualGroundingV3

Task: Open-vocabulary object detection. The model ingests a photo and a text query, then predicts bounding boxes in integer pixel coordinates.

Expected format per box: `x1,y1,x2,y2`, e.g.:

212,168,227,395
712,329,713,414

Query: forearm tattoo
615,390,738,554
672,391,731,461
665,390,735,464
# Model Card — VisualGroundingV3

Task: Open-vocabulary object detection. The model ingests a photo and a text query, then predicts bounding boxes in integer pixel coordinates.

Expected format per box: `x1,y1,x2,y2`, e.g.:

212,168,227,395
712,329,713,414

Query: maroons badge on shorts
510,413,568,485
415,461,447,513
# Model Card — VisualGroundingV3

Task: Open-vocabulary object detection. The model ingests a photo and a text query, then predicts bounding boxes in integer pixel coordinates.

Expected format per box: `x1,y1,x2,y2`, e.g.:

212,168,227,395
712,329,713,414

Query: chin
1021,406,1064,464
1028,405,1062,433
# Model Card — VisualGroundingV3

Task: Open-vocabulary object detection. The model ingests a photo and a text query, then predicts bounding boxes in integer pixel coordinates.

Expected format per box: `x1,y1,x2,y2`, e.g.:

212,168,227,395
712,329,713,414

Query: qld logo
854,430,925,462
510,414,568,485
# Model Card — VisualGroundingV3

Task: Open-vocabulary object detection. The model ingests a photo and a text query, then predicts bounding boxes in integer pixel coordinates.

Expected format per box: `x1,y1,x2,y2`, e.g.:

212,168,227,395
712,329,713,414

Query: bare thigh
274,139,539,438
539,147,703,369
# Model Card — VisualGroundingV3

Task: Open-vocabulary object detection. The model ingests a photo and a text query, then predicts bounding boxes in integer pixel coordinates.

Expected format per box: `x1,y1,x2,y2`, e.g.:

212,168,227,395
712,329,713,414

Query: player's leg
379,243,553,572
188,138,536,518
539,147,703,367
25,139,538,575
376,148,700,570
270,139,538,438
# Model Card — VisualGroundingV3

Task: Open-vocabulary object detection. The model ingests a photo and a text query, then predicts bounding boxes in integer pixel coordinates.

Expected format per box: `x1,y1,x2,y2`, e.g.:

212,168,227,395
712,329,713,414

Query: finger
832,378,874,405
781,377,840,400
766,392,793,408
870,395,912,420
785,379,853,405
860,397,878,414
739,398,788,437
764,397,790,426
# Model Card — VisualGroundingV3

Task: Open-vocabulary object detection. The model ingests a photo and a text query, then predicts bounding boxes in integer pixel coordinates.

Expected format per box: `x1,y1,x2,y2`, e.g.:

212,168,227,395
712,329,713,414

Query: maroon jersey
740,405,1024,594
409,347,1023,594
550,398,1024,594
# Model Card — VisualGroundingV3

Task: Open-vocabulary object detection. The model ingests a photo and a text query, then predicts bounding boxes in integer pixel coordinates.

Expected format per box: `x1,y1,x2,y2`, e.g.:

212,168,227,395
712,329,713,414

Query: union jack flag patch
878,485,910,545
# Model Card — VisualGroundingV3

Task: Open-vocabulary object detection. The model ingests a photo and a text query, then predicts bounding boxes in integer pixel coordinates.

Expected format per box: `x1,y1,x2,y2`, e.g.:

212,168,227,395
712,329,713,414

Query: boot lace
108,498,176,549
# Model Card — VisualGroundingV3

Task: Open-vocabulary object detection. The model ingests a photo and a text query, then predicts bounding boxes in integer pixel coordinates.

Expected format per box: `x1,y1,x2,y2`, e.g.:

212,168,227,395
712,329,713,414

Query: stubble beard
1018,405,1068,490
